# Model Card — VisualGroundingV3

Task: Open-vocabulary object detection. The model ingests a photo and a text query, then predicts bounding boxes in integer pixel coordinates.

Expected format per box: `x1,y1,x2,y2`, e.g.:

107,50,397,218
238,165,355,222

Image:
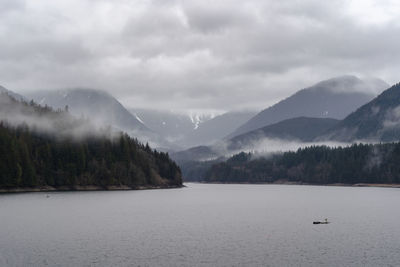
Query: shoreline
0,184,184,194
3,182,399,193
189,181,400,188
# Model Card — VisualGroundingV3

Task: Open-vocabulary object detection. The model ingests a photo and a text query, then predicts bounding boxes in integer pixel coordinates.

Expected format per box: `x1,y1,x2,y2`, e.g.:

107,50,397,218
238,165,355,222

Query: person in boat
313,218,329,224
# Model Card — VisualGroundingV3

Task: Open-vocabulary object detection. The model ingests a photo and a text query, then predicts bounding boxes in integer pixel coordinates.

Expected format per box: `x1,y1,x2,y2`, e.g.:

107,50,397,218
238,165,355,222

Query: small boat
313,218,329,224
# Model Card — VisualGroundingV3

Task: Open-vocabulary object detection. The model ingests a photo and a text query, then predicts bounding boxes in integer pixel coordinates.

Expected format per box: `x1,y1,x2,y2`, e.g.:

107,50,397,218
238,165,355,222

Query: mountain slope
129,109,211,145
26,89,179,149
0,91,96,138
0,85,26,101
28,89,148,131
130,109,256,149
228,117,339,150
172,117,339,163
179,111,257,148
318,83,400,142
229,76,388,138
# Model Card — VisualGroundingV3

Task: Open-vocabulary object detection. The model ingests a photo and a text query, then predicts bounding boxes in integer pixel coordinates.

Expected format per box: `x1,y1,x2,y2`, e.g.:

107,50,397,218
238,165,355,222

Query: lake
0,183,399,266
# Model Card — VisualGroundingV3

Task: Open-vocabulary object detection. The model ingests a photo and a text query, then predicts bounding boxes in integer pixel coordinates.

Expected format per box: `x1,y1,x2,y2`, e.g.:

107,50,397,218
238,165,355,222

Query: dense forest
205,143,400,184
0,123,182,189
0,93,182,190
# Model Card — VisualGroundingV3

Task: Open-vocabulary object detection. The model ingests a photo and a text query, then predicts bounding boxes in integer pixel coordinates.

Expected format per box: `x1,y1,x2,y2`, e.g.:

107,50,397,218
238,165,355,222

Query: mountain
179,111,257,148
28,88,148,131
130,109,256,149
172,116,339,163
0,91,97,138
0,85,26,101
26,89,178,149
228,117,339,150
229,76,388,138
129,109,211,144
318,82,400,142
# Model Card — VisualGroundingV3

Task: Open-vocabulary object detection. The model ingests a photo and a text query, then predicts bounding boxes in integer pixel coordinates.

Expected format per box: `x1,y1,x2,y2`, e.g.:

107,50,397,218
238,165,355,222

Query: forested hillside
205,143,400,184
319,83,400,142
0,94,182,190
230,76,385,138
227,117,339,150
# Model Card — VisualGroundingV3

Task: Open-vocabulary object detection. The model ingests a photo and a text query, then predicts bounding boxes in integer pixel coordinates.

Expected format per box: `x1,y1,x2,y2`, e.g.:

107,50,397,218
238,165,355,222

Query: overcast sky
1,0,399,112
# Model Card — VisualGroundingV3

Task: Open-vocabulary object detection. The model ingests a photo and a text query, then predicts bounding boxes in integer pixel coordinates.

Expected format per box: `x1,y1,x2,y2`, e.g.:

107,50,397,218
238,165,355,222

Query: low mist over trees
0,122,182,188
0,93,182,189
205,143,400,184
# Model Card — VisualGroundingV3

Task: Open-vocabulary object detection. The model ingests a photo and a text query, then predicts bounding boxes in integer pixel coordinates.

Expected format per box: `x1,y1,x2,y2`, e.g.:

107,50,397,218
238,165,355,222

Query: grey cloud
0,0,25,14
0,39,91,65
183,2,256,34
1,0,399,111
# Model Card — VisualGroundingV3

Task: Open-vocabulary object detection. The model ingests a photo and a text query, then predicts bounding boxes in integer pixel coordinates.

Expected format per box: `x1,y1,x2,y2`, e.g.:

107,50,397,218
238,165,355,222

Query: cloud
1,0,399,111
383,105,400,128
223,136,352,158
0,93,111,140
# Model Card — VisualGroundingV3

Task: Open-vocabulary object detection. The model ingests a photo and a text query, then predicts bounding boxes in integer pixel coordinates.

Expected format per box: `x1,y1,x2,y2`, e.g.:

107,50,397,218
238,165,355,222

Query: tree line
204,143,400,184
0,94,182,189
0,122,182,188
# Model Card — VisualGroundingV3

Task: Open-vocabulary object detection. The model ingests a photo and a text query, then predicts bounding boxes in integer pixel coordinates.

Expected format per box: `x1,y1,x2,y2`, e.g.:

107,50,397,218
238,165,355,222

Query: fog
225,138,352,159
177,137,355,163
0,93,116,141
383,105,400,128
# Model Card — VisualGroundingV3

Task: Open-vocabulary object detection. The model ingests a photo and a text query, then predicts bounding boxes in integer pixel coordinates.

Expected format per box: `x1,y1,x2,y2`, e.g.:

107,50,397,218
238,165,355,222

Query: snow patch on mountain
134,113,145,124
189,111,219,130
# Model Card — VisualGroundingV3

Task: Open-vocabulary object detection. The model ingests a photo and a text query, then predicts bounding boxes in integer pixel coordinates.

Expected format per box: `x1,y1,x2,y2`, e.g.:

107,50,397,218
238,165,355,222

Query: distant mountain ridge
171,116,340,162
0,91,97,139
129,109,212,145
229,76,388,138
228,117,340,150
174,81,400,163
28,88,148,131
179,111,257,148
26,88,179,150
131,109,257,149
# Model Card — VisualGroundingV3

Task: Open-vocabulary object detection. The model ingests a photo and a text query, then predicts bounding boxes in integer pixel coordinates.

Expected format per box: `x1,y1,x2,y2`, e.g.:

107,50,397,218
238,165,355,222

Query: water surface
0,184,399,266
